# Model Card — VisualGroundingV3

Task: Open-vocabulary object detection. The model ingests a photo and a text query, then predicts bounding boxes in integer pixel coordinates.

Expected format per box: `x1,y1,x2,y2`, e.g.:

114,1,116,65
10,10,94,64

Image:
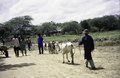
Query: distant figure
26,37,32,51
78,29,96,69
37,34,44,54
12,35,20,57
20,38,27,56
0,37,5,45
51,41,56,54
0,41,9,57
18,35,21,43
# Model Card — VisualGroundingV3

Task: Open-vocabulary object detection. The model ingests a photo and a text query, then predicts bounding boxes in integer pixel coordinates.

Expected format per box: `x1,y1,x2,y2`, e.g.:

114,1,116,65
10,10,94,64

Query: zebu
48,41,59,54
59,42,75,64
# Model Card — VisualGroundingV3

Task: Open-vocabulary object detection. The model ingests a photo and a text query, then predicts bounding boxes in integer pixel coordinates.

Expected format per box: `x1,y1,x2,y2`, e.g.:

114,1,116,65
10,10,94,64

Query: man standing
12,35,20,57
37,34,43,54
20,38,27,56
26,37,32,51
78,29,96,69
0,37,5,45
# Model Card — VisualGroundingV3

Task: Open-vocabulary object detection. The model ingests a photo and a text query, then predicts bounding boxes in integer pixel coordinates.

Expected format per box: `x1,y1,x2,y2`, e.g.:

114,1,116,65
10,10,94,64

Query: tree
40,22,57,36
3,15,33,38
117,15,120,29
85,15,120,32
80,20,90,30
62,21,80,35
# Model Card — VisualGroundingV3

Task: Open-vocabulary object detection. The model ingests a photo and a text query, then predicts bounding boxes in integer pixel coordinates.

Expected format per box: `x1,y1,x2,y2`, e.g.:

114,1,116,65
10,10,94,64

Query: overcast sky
0,0,119,25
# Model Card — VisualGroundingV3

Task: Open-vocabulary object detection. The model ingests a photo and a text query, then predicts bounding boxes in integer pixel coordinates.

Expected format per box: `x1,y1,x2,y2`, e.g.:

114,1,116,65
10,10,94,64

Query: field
0,30,120,78
0,45,120,78
43,30,120,42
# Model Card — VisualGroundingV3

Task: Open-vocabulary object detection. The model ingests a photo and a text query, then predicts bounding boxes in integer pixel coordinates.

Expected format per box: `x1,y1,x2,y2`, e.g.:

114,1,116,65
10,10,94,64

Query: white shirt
12,38,20,47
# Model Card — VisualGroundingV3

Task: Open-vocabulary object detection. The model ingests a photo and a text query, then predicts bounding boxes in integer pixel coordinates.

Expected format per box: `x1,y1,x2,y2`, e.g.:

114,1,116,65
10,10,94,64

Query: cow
59,42,75,64
48,41,56,54
47,41,61,54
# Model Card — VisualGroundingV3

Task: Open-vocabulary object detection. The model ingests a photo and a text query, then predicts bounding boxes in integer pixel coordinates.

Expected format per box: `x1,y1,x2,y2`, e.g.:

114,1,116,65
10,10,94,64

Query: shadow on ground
0,63,36,71
64,62,80,65
88,67,105,70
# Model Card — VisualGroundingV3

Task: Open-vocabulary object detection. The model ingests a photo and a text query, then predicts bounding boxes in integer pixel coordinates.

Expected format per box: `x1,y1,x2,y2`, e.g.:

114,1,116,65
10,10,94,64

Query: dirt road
0,46,120,78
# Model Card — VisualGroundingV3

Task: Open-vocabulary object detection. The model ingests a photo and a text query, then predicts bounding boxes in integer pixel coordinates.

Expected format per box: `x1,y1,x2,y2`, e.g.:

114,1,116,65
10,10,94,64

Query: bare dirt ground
0,46,120,78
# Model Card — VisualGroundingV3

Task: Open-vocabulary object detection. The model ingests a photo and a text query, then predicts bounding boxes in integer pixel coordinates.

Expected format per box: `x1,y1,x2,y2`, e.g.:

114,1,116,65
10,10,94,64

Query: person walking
37,34,44,54
78,29,96,69
12,35,20,57
26,37,32,51
20,38,27,56
0,37,5,45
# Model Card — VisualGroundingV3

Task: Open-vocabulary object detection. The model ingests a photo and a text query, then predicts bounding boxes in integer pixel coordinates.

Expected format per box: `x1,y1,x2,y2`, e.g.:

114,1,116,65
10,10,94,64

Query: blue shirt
38,36,43,46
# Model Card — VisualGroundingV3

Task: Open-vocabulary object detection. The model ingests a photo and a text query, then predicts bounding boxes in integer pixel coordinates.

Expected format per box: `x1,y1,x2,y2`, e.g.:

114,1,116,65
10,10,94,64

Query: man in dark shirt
37,34,43,54
26,37,32,51
79,29,96,69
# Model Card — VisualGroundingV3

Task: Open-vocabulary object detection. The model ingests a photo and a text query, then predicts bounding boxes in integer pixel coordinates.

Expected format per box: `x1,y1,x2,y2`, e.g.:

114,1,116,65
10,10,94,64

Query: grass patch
32,30,120,46
44,35,80,42
91,30,120,40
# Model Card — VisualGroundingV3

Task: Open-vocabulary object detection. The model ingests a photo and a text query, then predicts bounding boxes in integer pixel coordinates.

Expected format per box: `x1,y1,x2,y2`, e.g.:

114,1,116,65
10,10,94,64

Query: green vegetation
92,30,120,39
1,14,119,38
39,30,120,46
44,35,79,42
0,15,120,46
41,30,120,42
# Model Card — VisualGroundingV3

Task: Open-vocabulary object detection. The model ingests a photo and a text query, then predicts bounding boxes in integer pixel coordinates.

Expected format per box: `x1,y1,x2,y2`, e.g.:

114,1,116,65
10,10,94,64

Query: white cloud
0,0,119,25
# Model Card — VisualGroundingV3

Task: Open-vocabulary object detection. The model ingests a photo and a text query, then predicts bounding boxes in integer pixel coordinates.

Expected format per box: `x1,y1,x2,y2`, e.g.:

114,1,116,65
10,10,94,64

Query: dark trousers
21,49,27,56
38,45,43,54
84,50,95,68
14,47,20,57
4,50,9,57
28,43,31,51
86,60,95,68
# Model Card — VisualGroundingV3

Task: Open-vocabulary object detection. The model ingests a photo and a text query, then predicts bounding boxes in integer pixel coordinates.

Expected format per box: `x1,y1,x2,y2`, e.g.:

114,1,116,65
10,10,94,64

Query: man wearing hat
78,29,96,69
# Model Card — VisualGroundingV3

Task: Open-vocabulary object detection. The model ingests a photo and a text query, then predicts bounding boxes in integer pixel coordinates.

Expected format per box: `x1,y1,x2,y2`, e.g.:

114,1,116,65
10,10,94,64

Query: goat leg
63,54,65,63
66,53,70,62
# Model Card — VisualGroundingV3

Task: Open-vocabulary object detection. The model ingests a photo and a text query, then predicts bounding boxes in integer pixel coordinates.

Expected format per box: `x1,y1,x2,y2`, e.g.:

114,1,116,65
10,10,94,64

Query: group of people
1,29,96,69
12,35,32,57
12,34,44,57
37,29,96,69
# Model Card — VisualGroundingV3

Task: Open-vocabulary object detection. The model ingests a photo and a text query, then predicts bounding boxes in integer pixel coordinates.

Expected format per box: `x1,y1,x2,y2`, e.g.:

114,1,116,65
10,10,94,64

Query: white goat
59,42,75,64
47,41,61,54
